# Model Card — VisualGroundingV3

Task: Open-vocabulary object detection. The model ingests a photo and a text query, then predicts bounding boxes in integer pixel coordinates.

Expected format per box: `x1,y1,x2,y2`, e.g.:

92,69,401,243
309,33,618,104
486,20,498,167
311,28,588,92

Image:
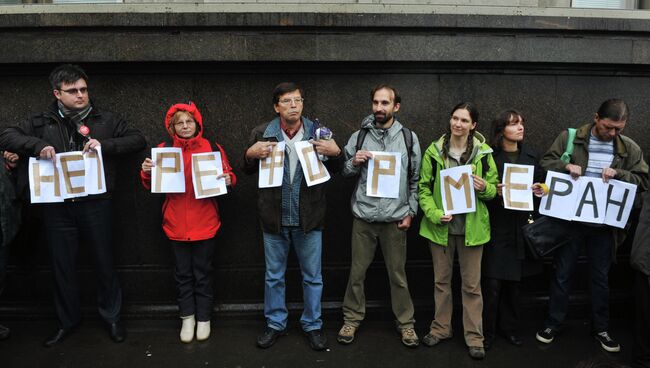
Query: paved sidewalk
0,315,635,368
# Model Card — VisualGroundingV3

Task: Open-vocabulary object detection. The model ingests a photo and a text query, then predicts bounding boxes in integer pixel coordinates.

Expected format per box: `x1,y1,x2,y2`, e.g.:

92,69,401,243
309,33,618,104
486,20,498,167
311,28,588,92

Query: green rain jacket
418,132,498,246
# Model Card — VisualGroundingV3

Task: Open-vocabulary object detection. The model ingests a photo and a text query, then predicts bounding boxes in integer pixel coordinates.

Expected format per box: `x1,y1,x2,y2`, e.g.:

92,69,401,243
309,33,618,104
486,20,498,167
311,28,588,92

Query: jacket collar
263,116,316,141
575,123,627,158
360,114,404,139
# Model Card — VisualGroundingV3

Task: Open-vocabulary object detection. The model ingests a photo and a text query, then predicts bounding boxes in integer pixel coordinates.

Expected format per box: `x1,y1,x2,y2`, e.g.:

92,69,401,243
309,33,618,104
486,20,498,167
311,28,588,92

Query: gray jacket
343,115,421,222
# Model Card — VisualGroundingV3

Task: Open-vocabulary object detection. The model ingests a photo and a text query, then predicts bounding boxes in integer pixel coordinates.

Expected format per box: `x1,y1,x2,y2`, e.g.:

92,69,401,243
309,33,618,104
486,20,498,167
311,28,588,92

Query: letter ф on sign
300,145,327,181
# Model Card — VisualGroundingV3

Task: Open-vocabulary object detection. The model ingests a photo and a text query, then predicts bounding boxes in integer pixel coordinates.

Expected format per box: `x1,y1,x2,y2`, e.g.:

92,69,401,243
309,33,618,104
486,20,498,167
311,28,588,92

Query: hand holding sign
366,151,401,198
295,141,330,187
440,165,475,215
258,142,285,188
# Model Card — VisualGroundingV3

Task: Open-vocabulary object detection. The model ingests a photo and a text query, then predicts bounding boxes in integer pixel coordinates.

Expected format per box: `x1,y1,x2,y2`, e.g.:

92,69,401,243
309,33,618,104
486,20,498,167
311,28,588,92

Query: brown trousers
429,235,484,347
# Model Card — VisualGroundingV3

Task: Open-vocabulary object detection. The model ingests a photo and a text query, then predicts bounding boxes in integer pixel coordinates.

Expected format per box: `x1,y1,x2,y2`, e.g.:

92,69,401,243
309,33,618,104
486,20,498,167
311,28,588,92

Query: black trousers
482,277,520,340
42,199,122,329
634,270,650,368
171,238,216,322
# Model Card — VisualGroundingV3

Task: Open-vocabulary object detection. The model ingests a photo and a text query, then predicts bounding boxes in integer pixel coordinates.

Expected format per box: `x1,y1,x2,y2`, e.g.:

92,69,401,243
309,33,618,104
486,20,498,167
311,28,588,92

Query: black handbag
522,216,579,259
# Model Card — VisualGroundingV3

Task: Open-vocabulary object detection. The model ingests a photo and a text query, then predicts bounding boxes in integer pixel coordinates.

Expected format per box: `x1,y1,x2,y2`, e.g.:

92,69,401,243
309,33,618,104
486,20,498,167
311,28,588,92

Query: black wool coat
482,144,544,281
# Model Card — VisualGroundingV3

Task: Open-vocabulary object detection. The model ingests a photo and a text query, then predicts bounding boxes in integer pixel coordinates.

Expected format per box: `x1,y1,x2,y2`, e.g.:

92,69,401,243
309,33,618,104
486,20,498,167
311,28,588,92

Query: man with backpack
535,99,648,353
337,84,422,347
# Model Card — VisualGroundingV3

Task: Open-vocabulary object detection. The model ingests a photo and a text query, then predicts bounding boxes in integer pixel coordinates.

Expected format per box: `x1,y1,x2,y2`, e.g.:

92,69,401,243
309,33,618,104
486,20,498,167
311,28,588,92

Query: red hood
165,102,204,148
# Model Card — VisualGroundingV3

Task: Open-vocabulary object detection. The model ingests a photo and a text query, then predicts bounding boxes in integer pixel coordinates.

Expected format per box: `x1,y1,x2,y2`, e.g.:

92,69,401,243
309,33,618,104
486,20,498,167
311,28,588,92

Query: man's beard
374,111,392,125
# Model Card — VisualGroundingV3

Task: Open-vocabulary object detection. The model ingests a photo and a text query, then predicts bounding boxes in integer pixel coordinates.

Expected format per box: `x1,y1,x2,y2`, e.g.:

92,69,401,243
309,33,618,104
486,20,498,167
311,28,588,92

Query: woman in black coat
481,110,544,350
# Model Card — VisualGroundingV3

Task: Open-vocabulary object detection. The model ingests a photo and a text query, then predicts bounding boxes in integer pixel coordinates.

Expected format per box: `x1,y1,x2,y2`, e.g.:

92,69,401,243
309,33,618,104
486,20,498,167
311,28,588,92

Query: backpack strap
356,127,414,175
355,129,368,152
401,127,413,177
560,128,577,164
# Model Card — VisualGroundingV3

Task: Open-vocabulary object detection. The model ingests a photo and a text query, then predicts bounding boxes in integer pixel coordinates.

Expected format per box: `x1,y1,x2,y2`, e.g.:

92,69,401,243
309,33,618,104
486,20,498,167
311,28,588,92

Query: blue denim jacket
262,117,317,227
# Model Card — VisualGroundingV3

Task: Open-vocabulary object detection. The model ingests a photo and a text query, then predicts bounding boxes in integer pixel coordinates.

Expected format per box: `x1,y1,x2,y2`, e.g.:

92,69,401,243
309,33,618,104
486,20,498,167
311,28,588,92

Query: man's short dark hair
371,84,401,105
49,64,88,90
597,98,629,122
272,82,303,105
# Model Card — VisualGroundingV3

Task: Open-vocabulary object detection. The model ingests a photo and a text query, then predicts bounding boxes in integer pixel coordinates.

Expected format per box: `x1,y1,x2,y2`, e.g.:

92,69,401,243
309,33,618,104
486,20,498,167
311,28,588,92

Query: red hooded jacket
141,102,236,241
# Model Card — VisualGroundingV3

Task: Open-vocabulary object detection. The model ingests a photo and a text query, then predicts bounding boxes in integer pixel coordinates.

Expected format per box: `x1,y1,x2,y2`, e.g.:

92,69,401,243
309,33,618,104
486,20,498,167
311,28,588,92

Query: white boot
196,321,211,341
180,315,196,343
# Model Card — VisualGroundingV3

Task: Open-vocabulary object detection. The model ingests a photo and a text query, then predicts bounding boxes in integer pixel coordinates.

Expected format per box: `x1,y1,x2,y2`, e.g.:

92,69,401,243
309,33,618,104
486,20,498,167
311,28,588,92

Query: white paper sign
191,152,227,199
440,165,475,215
84,146,106,195
539,171,580,220
258,142,285,188
294,141,330,187
28,157,64,203
58,152,87,199
366,151,401,198
151,147,185,193
539,171,638,228
28,149,107,204
572,176,609,224
502,163,534,211
604,179,637,229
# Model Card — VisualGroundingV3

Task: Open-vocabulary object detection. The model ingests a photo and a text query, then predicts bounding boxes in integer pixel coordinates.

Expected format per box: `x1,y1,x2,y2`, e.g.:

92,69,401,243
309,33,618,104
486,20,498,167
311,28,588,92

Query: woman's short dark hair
489,109,524,151
597,98,629,121
49,64,88,90
272,82,303,105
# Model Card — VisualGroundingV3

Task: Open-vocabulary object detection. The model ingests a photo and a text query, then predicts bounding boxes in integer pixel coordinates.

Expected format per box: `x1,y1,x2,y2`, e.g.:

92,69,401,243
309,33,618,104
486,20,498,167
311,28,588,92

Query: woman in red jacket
140,102,236,343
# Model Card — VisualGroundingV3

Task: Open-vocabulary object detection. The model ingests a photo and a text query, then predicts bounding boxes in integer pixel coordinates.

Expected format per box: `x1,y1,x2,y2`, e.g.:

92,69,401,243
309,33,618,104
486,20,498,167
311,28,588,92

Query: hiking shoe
594,331,621,353
468,346,486,360
399,328,419,348
337,324,357,345
536,327,556,344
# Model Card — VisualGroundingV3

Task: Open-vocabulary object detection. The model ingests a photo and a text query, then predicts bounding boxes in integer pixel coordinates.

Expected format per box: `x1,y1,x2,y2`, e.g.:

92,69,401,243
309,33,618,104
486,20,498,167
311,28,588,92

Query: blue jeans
263,227,323,332
545,225,612,332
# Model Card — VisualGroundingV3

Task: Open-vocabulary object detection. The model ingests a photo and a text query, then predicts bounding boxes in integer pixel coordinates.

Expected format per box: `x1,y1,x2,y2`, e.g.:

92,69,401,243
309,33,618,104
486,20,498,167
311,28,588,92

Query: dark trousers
42,199,122,329
545,225,612,332
171,238,216,322
482,277,520,340
634,271,650,368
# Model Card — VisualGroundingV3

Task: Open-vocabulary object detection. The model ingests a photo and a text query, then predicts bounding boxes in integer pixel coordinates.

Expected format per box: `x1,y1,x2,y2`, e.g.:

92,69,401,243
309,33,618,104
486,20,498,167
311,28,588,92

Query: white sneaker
180,315,196,343
196,321,211,341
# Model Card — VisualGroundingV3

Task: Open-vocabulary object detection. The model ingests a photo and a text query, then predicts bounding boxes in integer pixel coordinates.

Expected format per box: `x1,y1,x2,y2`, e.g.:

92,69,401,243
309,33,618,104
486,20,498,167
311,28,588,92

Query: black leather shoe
107,322,126,343
304,329,327,351
505,334,523,347
44,327,74,347
256,327,287,348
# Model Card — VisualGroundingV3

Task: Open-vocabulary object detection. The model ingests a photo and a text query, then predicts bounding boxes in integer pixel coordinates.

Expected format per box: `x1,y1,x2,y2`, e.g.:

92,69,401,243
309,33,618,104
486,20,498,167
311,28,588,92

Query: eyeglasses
173,121,196,128
59,87,88,95
278,98,304,105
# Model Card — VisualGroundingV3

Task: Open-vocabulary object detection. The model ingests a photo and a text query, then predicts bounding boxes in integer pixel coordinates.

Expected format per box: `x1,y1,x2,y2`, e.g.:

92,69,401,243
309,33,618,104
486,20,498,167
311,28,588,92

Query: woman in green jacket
418,102,498,360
